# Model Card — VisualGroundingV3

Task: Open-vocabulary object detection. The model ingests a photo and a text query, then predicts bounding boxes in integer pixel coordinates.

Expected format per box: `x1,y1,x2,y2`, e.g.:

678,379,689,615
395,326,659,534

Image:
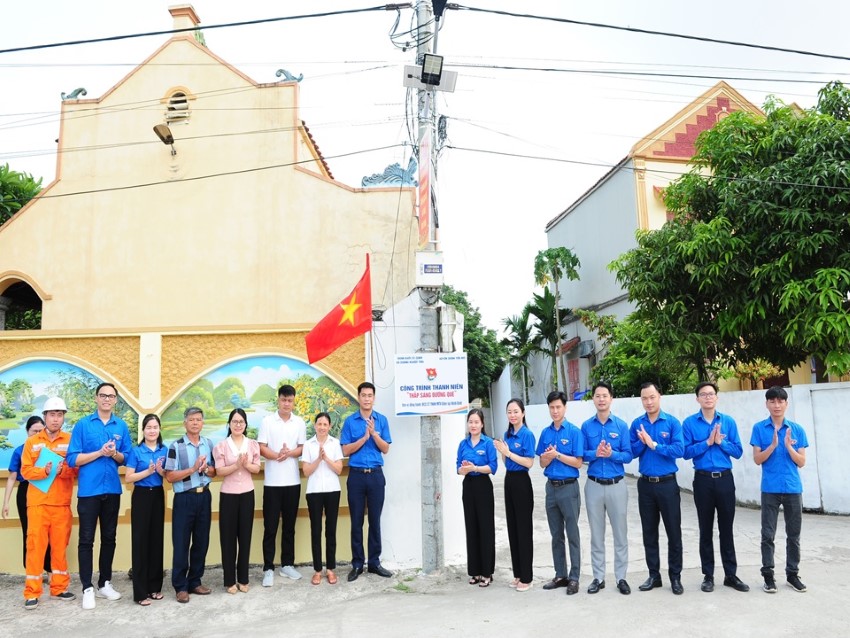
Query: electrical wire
0,6,391,55
454,5,850,63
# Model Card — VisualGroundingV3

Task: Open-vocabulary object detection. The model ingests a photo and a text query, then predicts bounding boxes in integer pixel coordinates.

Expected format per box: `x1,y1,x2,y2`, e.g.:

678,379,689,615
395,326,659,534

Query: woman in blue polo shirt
456,409,498,588
124,414,167,606
2,416,51,573
494,398,536,592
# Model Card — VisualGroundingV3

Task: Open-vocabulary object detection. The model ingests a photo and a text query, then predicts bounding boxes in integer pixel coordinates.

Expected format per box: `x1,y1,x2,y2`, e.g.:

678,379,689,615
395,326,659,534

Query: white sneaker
279,565,302,580
96,581,121,601
262,569,274,587
82,587,96,610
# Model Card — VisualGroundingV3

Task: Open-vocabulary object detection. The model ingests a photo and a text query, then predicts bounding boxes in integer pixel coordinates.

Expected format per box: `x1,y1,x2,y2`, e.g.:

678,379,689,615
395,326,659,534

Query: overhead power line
0,5,390,55
455,5,850,63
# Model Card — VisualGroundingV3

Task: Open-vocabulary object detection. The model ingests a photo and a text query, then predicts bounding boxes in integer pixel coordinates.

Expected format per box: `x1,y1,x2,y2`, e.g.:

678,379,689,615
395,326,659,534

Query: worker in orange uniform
20,397,78,610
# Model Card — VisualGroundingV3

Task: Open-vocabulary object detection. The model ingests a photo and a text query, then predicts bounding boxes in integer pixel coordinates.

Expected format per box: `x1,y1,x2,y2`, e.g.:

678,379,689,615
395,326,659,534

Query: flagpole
368,327,376,385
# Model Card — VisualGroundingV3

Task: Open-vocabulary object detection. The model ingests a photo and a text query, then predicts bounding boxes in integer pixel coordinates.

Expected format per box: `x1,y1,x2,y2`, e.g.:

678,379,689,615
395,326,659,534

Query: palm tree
501,305,535,403
528,288,570,392
533,247,580,393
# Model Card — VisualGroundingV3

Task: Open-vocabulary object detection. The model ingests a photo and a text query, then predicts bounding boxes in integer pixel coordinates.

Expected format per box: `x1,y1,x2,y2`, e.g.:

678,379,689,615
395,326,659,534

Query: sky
2,1,849,332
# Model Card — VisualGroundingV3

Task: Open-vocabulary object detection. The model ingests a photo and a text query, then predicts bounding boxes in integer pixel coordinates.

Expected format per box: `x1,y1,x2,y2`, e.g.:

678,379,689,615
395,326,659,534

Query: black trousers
219,490,255,586
18,482,50,572
462,474,495,578
504,471,533,584
171,490,211,592
306,491,340,572
77,493,120,591
637,477,683,580
262,484,301,570
693,472,738,578
130,486,164,601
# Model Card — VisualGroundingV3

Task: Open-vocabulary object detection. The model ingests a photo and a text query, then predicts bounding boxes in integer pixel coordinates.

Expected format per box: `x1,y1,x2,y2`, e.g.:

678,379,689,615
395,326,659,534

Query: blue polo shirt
165,435,215,494
67,412,132,497
582,413,633,480
535,421,583,480
340,410,392,469
683,410,743,472
456,435,498,476
749,417,808,494
630,410,683,477
125,442,167,488
8,445,29,486
503,424,536,472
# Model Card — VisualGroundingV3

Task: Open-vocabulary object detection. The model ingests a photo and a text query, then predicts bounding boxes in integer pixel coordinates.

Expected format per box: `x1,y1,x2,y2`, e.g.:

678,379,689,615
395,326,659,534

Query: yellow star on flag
338,292,362,326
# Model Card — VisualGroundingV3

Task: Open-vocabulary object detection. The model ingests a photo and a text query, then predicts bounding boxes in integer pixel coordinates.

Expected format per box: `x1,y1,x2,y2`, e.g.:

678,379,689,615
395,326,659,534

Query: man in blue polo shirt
750,386,809,594
582,381,633,595
165,407,216,603
536,391,583,595
341,381,392,582
683,381,749,594
630,381,684,595
67,382,131,610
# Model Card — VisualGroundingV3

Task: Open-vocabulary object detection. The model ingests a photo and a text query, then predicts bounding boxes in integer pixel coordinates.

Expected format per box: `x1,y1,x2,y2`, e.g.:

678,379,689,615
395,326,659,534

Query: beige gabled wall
0,36,416,331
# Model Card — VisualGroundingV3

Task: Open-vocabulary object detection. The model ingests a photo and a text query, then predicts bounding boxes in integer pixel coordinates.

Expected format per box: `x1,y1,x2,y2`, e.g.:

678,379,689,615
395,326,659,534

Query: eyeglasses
97,393,117,400
230,420,247,426
698,392,717,398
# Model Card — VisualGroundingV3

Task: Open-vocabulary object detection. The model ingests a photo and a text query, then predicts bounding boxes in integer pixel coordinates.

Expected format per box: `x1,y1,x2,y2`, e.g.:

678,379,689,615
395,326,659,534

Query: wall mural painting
160,355,355,447
0,359,139,471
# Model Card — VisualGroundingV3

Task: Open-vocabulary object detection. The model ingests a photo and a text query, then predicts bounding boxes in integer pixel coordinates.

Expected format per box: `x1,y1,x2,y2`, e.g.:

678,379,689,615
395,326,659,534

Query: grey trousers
760,492,802,577
585,478,629,582
545,480,581,581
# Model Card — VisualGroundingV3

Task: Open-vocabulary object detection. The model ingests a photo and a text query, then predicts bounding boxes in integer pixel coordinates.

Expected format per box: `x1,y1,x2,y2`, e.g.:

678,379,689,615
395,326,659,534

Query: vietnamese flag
305,255,372,364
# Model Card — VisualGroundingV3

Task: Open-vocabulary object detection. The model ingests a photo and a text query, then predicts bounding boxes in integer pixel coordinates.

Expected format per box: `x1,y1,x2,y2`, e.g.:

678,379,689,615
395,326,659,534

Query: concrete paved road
1,467,846,637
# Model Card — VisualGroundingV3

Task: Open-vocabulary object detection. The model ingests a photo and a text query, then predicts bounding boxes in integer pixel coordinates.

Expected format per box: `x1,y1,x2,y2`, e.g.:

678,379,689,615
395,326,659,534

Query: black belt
588,475,623,485
640,473,676,483
696,469,731,478
175,485,209,494
548,478,577,487
350,467,382,474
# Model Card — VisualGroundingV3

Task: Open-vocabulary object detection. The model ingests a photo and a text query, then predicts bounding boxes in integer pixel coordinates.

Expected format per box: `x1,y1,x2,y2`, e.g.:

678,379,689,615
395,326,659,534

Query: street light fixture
153,124,176,156
420,53,444,86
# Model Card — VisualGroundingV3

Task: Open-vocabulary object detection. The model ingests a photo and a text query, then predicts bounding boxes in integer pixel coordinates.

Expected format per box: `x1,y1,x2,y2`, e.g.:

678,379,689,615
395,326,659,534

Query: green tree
501,305,535,404
441,285,507,404
614,81,850,376
0,163,42,227
528,287,570,392
534,248,581,392
577,310,696,398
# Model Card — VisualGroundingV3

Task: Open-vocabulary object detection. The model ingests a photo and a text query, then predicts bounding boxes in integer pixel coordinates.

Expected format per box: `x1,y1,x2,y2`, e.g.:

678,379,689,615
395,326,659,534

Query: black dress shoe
587,579,605,594
701,576,714,592
347,567,363,582
367,564,392,578
723,575,750,592
542,577,569,590
566,580,579,595
671,578,684,595
638,577,662,591
617,579,631,595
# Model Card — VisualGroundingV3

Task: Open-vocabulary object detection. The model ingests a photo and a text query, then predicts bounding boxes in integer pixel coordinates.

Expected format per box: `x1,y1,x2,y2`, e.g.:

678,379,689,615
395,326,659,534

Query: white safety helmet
42,397,68,413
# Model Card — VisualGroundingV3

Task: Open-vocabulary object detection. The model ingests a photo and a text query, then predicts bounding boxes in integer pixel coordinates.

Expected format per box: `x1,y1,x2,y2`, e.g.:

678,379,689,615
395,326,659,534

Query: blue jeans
346,468,385,569
171,489,211,592
77,494,120,591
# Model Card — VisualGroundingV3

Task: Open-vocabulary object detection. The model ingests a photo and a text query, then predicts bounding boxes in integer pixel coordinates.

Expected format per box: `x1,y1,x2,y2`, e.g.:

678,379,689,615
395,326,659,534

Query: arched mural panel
0,359,139,470
160,355,356,445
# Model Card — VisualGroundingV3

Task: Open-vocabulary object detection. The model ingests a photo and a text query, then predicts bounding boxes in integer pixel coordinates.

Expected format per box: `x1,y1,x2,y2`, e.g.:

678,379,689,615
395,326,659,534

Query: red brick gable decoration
652,97,735,158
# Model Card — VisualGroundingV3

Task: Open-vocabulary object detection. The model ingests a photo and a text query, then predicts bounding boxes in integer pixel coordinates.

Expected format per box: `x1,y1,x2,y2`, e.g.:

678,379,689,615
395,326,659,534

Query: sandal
509,578,520,588
311,572,322,586
468,576,481,585
327,570,338,585
226,585,238,594
479,576,492,588
237,583,249,593
136,598,152,606
149,592,164,600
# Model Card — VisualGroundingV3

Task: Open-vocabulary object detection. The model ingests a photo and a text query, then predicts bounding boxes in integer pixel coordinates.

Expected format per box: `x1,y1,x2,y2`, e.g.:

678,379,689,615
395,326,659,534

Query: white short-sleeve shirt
301,435,343,494
258,412,307,487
